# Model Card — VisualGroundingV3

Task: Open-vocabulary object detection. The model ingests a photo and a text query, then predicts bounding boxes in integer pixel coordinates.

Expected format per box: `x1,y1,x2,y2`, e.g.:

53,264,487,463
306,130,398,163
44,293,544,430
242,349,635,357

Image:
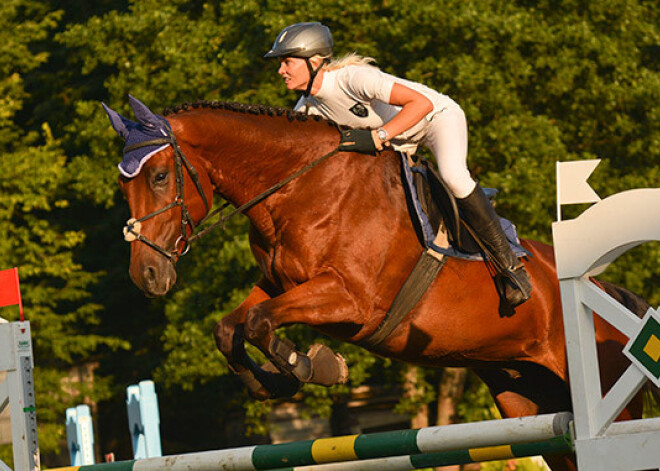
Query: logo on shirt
349,103,369,118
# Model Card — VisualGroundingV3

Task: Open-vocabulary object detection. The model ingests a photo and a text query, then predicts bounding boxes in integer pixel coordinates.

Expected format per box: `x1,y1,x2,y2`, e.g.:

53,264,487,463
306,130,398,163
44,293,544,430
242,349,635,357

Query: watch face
378,130,387,140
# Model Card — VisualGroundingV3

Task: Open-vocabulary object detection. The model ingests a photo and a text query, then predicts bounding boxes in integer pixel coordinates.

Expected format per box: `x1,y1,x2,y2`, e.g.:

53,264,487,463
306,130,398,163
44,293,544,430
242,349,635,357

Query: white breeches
422,106,476,199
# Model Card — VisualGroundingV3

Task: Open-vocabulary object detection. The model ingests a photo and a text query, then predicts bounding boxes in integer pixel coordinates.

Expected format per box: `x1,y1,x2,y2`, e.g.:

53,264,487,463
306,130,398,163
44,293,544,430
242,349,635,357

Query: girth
360,249,446,349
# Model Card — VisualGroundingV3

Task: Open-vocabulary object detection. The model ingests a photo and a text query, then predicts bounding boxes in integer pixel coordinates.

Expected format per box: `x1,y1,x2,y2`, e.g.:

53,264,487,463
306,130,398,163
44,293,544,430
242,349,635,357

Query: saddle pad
399,152,529,261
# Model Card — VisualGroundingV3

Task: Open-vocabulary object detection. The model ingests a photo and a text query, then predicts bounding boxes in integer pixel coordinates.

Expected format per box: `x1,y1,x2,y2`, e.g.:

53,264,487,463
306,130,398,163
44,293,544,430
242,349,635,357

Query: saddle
400,153,527,260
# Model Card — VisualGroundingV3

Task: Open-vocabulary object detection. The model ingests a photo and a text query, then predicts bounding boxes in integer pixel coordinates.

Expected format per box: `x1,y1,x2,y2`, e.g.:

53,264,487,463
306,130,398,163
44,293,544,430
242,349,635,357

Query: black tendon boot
457,184,532,307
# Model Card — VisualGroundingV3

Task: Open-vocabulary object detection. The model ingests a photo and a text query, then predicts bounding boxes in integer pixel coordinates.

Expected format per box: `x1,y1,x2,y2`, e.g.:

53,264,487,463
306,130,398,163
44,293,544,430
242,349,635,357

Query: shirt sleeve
338,66,396,104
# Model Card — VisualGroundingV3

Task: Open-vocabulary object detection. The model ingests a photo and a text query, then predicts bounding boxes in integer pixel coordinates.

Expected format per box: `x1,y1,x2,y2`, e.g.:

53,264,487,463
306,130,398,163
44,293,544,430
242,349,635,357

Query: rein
187,146,340,245
123,124,340,262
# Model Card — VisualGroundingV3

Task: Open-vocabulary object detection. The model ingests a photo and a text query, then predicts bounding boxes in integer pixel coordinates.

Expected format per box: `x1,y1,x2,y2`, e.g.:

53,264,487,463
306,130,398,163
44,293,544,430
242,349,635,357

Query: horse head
103,96,213,296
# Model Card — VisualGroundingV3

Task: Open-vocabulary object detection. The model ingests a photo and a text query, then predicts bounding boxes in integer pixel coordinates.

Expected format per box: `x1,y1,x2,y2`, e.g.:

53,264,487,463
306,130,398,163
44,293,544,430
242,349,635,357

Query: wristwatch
376,127,389,142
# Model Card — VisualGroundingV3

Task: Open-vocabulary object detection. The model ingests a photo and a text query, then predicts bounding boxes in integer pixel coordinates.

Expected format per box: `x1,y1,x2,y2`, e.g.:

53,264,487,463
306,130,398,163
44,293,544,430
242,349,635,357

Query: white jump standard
0,318,40,471
553,159,660,471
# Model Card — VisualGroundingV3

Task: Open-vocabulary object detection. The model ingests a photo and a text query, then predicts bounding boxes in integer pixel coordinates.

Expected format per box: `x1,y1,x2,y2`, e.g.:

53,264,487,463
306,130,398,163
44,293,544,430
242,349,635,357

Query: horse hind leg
474,364,576,471
595,279,650,420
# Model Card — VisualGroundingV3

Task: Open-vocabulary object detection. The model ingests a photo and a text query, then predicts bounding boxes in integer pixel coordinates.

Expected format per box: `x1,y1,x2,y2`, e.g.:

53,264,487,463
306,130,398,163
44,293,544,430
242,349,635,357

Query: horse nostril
144,266,157,286
138,263,175,297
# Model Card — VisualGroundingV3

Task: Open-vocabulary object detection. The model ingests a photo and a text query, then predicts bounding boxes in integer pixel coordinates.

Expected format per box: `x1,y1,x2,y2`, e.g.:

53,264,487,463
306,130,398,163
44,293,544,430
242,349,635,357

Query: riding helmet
264,22,333,59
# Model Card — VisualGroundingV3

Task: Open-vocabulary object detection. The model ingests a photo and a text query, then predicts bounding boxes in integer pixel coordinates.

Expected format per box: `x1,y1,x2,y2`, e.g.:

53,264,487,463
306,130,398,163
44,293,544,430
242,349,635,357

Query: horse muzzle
124,218,179,296
129,253,177,297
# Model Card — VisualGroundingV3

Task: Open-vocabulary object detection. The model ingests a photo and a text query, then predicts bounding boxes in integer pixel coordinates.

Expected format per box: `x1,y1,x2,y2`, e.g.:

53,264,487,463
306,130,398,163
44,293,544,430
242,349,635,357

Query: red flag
0,267,23,321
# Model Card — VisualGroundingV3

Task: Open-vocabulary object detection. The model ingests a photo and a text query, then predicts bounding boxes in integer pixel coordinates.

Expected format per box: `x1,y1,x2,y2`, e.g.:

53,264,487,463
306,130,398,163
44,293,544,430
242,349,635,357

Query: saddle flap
418,160,462,246
405,158,482,254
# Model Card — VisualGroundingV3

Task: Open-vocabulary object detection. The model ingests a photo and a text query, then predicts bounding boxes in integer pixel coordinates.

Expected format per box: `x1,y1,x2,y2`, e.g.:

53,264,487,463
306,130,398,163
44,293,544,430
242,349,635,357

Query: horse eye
153,172,168,184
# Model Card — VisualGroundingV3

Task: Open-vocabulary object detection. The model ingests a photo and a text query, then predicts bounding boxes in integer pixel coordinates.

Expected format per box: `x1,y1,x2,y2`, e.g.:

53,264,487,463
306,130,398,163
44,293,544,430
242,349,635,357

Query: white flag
556,160,602,206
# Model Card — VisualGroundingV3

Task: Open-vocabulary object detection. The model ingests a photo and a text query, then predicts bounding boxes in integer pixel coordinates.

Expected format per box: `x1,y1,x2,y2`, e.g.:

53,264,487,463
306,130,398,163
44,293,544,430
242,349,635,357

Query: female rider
265,22,531,307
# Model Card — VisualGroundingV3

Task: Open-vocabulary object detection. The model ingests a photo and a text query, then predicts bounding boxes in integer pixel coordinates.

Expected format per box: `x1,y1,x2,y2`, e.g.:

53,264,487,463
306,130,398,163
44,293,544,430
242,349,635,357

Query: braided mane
162,100,339,129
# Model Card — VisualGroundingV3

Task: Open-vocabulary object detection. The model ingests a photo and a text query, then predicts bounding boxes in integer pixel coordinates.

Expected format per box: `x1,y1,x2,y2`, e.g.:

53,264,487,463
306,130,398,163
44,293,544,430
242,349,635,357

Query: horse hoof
334,353,349,384
308,344,349,386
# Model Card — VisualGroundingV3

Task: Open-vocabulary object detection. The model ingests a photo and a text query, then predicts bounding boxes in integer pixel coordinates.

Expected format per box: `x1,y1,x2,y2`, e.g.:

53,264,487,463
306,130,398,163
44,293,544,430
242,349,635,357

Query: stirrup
494,264,532,307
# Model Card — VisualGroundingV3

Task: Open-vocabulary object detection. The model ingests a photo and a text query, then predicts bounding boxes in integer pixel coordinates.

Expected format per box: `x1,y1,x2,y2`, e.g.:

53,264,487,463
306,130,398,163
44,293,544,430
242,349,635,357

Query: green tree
0,1,128,466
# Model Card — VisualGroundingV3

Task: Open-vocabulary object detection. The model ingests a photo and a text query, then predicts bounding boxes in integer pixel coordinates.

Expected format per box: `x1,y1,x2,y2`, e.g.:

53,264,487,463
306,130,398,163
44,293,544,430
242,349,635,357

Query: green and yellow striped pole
270,434,572,470
48,412,573,471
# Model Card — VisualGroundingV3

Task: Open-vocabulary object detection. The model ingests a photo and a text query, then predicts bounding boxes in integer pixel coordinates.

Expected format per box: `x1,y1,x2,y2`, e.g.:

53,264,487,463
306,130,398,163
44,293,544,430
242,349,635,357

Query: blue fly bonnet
102,95,171,178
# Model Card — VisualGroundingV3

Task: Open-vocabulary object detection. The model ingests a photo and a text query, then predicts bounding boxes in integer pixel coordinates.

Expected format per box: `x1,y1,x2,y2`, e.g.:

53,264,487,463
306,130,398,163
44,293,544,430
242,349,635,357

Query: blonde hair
322,52,378,71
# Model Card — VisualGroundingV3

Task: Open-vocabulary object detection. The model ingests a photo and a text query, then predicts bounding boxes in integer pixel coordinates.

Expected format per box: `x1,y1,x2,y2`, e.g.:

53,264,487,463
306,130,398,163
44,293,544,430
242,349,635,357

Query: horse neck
170,108,338,238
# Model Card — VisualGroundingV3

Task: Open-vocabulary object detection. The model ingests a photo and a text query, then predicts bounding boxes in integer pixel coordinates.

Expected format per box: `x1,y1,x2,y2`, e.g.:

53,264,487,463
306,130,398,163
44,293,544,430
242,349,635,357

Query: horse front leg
243,272,356,387
213,279,301,400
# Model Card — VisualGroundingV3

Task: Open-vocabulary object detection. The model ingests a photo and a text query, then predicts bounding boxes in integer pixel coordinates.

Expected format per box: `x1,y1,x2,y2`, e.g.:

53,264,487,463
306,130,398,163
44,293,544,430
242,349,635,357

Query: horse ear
102,102,132,139
128,95,163,128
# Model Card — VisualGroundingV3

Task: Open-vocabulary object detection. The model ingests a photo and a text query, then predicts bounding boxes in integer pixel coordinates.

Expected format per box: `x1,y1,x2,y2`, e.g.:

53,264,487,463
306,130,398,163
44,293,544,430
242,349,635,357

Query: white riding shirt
294,65,460,154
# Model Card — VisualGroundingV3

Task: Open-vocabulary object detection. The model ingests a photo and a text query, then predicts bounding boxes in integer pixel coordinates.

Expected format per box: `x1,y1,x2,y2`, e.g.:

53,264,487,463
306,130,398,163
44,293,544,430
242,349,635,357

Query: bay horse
104,96,653,471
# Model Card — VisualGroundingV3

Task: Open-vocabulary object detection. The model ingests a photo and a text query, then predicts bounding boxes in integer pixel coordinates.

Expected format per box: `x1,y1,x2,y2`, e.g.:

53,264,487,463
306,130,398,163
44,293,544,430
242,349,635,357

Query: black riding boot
457,184,532,307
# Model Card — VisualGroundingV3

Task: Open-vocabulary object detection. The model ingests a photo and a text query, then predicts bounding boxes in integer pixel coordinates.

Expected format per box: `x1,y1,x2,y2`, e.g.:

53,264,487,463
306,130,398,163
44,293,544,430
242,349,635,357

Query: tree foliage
0,0,128,465
3,0,658,466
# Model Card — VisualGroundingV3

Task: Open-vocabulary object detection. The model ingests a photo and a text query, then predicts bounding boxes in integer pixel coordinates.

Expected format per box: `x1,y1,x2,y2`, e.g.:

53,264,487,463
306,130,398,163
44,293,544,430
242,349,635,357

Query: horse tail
596,279,650,318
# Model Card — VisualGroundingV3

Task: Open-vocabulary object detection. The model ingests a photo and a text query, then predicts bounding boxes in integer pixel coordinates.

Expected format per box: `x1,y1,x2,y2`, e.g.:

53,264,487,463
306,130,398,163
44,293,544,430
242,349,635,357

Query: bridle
122,121,341,263
122,121,210,262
